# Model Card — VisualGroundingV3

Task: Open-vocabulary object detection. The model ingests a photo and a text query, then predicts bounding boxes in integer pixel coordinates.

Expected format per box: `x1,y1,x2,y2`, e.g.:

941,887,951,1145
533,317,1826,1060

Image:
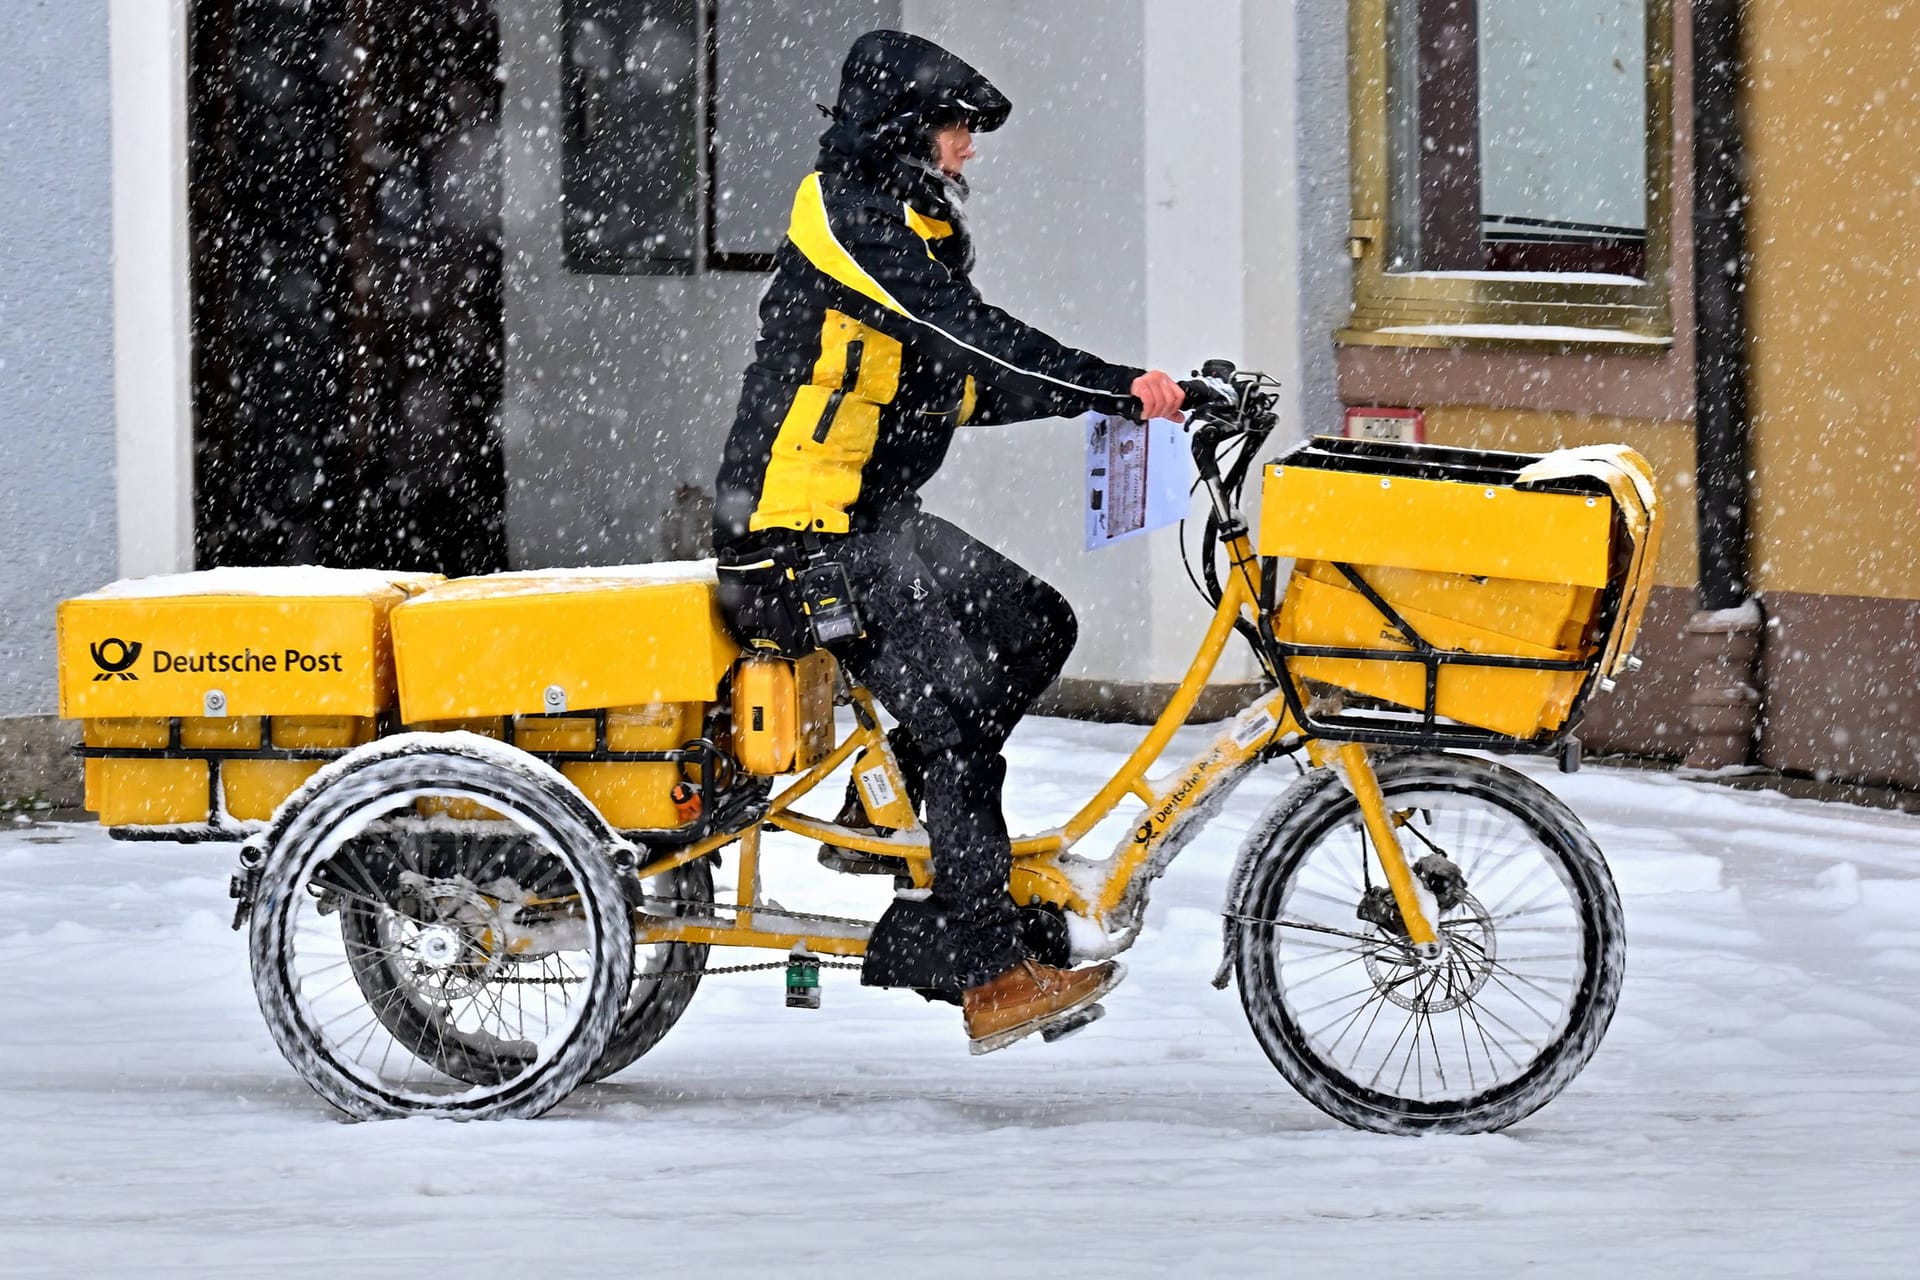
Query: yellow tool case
390,562,745,832
57,567,442,834
1256,437,1660,747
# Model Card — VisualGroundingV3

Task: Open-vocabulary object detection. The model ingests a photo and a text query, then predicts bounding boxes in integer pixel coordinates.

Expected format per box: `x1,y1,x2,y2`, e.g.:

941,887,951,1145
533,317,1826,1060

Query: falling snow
2,717,1917,1276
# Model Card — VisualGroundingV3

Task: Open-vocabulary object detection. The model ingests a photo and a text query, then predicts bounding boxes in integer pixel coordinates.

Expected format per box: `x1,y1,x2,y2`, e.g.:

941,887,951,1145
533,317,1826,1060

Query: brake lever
1177,376,1238,415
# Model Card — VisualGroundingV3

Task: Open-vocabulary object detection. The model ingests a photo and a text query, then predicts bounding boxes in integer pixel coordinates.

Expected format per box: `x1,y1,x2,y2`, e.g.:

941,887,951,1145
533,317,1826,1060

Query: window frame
1340,0,1676,350
561,0,778,276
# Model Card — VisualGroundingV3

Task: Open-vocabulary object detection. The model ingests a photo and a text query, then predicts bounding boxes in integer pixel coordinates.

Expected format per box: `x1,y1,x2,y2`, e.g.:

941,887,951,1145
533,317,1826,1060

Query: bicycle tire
248,739,633,1120
1233,752,1623,1134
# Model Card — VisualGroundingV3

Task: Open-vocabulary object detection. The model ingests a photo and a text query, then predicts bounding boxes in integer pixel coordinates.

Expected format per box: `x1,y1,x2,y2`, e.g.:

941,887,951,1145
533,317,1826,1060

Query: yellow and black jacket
714,33,1143,547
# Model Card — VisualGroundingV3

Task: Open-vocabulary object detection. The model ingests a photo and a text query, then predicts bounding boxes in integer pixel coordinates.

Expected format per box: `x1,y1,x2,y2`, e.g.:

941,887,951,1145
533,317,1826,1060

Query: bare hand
1131,370,1186,423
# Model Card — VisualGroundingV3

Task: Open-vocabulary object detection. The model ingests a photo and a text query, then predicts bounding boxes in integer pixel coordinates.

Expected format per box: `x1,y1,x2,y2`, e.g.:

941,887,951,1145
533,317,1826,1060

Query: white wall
497,0,1339,693
497,0,902,568
110,0,194,581
905,0,1165,683
0,0,118,717
499,0,764,567
908,0,1336,688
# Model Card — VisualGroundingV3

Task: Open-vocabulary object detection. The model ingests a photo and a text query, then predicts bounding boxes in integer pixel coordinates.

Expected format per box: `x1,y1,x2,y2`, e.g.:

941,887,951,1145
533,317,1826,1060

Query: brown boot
962,959,1125,1056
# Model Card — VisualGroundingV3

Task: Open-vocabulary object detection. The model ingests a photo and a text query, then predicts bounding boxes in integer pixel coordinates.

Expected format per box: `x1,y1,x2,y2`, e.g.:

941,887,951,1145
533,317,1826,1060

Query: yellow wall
1744,3,1920,599
1419,408,1698,589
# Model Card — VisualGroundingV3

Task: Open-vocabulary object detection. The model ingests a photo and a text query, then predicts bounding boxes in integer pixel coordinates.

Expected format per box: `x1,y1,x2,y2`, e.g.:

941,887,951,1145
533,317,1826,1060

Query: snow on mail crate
1256,438,1660,742
391,563,742,830
57,567,442,826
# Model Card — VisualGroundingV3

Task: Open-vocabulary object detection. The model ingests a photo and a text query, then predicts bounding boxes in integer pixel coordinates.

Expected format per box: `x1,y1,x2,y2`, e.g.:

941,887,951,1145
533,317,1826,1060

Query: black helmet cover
818,29,1011,168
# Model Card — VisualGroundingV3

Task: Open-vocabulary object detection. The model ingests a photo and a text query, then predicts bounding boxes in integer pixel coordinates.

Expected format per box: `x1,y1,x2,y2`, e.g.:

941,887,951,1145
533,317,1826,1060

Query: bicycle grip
1179,378,1236,410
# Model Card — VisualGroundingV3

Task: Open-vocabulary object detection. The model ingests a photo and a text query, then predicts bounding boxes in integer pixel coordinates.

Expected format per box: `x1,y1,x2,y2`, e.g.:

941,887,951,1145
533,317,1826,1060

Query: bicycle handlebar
1177,378,1236,411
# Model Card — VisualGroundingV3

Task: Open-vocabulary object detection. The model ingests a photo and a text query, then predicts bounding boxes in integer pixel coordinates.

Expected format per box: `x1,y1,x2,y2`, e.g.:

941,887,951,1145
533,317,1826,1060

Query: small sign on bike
1084,412,1191,551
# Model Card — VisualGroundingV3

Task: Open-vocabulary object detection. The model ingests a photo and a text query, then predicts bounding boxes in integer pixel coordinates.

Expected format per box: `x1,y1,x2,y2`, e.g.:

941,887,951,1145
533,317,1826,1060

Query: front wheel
1233,752,1623,1134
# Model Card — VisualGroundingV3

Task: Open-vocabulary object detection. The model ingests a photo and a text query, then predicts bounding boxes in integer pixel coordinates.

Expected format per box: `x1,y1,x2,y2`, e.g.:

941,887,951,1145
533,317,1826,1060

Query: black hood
816,30,1011,175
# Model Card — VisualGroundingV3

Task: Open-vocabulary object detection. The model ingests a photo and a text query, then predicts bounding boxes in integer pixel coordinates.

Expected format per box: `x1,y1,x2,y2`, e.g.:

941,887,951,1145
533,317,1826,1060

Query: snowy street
3,715,1916,1277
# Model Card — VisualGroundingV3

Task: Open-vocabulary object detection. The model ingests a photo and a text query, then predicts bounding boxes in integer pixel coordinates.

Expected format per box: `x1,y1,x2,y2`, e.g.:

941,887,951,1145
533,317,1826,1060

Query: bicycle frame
628,527,1440,962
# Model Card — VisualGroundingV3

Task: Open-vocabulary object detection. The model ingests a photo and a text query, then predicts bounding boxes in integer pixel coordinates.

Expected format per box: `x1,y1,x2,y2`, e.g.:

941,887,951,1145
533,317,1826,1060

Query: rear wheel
248,740,632,1119
1233,752,1623,1134
587,856,714,1082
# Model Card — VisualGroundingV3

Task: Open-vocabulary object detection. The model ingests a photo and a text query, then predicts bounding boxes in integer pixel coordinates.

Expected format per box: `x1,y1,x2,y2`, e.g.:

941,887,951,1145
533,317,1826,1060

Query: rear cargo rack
79,707,752,846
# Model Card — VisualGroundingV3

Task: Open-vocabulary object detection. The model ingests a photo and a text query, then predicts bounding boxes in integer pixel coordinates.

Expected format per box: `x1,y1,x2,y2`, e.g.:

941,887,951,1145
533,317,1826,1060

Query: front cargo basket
1255,437,1661,752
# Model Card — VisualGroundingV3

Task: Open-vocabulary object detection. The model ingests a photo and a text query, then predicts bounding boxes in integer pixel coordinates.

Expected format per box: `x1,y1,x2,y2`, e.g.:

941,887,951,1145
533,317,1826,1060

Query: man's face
932,123,976,179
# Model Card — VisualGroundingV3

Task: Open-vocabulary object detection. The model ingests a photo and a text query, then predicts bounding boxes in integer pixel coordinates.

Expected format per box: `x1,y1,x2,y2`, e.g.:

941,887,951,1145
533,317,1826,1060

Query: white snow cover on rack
78,565,433,600
1372,323,1672,346
410,560,719,600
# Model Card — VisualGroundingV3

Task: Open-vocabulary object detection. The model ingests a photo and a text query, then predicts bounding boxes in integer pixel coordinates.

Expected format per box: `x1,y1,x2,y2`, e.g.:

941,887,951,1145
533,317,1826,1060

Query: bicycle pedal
1040,1002,1105,1044
816,845,911,877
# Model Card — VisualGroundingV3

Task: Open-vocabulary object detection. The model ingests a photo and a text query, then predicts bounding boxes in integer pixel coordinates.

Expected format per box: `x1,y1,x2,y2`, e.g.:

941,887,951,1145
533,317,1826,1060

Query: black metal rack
80,707,754,846
1258,437,1638,756
1266,557,1620,755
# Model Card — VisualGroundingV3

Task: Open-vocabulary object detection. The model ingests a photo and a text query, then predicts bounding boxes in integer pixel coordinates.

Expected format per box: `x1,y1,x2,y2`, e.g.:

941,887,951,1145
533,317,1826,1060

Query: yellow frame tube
632,920,868,957
1333,741,1437,948
1059,539,1261,846
631,531,1304,953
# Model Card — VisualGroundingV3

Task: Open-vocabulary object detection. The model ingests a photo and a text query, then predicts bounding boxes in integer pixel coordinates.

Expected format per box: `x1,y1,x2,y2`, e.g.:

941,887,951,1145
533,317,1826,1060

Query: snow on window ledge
1338,323,1674,351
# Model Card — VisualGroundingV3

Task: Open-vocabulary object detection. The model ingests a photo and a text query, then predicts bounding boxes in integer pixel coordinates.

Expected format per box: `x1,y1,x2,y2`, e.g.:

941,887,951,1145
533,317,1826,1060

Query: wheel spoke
1236,758,1620,1128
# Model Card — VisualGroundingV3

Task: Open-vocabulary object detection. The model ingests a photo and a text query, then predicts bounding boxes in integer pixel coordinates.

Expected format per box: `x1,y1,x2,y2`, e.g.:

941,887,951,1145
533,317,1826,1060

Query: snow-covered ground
4,716,1918,1277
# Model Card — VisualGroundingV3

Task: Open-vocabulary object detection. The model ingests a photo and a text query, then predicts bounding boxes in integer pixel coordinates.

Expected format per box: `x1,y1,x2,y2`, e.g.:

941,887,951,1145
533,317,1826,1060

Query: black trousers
821,510,1078,996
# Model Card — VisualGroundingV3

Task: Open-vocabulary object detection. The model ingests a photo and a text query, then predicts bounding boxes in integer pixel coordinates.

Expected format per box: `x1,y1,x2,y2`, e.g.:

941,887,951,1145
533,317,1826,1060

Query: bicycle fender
1211,763,1345,990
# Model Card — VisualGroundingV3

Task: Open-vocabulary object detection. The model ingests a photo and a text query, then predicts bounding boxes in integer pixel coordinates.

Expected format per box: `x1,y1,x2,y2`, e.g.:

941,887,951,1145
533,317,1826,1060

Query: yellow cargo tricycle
58,364,1659,1132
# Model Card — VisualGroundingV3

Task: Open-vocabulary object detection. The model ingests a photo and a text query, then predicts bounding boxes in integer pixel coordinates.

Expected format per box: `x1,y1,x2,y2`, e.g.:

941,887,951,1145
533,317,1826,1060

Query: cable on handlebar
1173,366,1286,686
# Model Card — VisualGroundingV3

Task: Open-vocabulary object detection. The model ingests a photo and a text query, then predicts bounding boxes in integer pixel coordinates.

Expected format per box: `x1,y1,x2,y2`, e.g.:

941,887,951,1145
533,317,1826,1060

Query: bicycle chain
629,894,871,980
391,896,872,986
487,958,863,984
636,957,865,981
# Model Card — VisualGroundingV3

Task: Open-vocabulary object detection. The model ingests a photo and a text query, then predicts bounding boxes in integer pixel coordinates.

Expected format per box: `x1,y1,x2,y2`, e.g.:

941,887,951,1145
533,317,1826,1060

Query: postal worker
713,29,1184,1053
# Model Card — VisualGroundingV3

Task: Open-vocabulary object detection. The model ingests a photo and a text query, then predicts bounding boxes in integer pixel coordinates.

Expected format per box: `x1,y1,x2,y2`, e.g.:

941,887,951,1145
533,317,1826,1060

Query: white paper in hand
1085,412,1191,551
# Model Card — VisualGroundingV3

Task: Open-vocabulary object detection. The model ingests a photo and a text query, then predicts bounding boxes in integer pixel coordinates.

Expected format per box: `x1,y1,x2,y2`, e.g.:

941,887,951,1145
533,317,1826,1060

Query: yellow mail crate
391,563,740,722
509,701,709,829
1257,439,1660,742
58,567,441,826
394,563,742,830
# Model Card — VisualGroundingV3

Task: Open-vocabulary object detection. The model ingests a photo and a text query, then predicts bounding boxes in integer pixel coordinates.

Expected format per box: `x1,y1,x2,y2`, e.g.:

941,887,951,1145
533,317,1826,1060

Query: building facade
3,0,1917,805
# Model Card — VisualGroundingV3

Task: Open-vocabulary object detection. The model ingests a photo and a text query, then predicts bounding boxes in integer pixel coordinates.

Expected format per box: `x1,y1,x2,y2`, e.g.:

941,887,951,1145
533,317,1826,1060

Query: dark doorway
188,0,508,576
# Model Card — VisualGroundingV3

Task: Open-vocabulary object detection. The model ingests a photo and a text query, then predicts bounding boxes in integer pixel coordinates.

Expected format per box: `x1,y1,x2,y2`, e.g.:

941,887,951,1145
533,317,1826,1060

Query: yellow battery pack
730,651,836,776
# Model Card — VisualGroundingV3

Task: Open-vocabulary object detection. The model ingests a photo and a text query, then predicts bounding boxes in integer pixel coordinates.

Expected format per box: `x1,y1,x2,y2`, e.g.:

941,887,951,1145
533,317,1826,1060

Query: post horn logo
90,638,142,681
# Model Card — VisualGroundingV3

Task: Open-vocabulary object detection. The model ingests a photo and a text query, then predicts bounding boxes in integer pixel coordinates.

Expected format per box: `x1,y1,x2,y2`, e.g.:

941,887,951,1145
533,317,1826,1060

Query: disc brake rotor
1361,889,1496,1013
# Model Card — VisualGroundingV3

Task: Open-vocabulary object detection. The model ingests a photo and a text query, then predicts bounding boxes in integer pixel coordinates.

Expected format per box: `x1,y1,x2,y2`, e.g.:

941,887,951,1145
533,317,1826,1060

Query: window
1344,0,1674,346
562,0,897,274
563,0,701,273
